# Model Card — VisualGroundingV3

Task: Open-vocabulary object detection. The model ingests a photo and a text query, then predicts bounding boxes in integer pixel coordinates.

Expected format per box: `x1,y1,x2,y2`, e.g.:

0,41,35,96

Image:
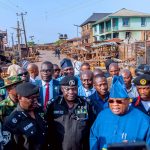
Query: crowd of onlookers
0,57,150,150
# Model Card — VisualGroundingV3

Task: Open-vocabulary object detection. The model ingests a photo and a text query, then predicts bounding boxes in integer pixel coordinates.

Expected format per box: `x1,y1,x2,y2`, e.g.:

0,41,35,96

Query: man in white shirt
121,69,139,99
78,70,95,98
27,63,41,86
7,59,21,77
72,55,82,76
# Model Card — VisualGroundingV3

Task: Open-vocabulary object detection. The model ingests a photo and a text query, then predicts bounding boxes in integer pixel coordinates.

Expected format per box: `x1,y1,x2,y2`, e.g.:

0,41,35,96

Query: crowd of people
0,57,150,150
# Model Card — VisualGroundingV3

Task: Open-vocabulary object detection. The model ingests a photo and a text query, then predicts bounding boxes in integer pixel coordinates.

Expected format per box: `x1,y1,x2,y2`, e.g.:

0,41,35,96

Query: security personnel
2,82,48,150
45,76,94,150
133,74,150,116
0,75,22,122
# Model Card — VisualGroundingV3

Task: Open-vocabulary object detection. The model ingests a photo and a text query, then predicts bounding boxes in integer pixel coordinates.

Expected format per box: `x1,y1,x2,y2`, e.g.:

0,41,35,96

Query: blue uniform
90,107,150,150
89,91,109,109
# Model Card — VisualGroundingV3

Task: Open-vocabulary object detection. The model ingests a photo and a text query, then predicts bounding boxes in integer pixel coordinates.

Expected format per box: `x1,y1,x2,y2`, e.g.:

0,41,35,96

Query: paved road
36,50,67,68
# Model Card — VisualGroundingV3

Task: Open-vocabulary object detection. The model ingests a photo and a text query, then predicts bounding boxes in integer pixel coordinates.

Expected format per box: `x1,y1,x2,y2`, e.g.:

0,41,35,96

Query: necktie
44,83,49,110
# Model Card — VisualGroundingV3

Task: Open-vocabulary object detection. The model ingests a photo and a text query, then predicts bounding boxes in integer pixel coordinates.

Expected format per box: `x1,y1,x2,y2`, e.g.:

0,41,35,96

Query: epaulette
5,111,28,130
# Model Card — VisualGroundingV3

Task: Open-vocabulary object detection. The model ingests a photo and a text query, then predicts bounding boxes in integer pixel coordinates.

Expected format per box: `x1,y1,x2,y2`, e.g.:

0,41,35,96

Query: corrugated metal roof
80,13,111,26
110,8,150,17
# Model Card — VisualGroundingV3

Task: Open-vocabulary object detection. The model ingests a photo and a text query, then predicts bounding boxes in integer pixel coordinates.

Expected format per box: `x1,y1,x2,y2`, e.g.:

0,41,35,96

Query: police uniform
45,76,94,150
133,74,150,116
0,76,22,122
2,82,48,150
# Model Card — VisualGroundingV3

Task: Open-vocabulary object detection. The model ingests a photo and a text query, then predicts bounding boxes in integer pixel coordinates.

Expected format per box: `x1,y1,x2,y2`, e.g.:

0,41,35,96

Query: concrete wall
118,17,150,30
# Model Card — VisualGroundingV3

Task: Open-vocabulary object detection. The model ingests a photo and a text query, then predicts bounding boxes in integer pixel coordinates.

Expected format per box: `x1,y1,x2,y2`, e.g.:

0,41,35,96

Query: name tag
23,123,33,131
53,110,64,115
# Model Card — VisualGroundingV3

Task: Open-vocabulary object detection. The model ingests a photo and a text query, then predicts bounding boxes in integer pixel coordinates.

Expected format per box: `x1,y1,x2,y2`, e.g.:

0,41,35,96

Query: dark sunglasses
54,69,60,72
108,99,125,104
18,72,28,76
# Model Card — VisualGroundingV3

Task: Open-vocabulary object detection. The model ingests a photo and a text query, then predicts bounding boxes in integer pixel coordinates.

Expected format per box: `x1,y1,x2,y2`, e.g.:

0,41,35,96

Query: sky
0,0,150,45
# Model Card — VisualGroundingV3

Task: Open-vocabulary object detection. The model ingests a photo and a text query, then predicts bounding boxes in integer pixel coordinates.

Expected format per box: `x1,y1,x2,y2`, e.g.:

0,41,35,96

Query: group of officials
0,57,150,150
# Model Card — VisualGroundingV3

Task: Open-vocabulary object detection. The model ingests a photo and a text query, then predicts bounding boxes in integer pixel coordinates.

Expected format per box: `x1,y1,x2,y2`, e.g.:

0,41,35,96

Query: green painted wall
119,31,141,40
118,17,150,30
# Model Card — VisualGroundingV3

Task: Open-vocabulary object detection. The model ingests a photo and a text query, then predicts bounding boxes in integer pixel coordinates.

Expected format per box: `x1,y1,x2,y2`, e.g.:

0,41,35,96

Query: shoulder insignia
12,118,17,124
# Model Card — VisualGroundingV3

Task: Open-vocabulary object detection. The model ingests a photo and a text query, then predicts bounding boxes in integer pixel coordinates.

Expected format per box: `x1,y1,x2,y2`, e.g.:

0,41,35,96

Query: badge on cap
69,80,75,86
140,79,147,85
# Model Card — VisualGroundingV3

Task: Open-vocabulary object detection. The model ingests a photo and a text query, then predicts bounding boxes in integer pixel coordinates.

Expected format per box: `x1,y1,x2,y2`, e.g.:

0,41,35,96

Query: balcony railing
112,26,118,31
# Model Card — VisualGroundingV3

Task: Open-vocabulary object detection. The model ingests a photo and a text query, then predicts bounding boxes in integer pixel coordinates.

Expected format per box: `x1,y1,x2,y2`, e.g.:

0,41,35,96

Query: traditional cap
60,76,78,86
133,74,150,86
12,59,17,64
60,58,73,69
110,75,129,98
0,75,22,89
16,82,39,97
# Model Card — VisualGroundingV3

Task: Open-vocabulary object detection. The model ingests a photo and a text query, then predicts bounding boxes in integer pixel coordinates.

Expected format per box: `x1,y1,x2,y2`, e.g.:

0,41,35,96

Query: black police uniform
2,104,48,150
45,95,94,150
133,74,150,116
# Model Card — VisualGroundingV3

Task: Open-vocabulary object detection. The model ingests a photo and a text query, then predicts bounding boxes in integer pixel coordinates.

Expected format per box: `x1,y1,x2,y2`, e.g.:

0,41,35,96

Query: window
141,17,146,26
94,36,97,42
125,32,131,39
122,18,129,26
94,26,97,32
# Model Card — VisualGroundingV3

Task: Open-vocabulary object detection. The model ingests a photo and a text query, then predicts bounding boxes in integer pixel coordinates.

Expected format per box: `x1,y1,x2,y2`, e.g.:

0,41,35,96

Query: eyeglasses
41,69,52,73
54,69,60,72
18,72,28,76
108,99,126,104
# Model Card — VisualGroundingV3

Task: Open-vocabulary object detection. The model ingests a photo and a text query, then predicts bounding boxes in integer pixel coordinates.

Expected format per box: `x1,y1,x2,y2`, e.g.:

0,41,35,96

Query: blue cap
110,75,129,98
60,58,73,69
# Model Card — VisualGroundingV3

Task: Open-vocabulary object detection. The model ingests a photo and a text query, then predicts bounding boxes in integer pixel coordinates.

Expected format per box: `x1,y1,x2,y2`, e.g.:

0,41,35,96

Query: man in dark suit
39,61,60,109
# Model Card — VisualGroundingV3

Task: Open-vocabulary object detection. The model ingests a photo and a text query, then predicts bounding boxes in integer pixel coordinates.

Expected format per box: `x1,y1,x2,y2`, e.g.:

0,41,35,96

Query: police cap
60,76,78,86
60,58,73,69
133,74,150,86
16,82,39,97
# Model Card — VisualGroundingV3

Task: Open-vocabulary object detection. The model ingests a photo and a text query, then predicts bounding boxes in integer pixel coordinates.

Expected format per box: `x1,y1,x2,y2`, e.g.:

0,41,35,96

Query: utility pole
11,33,14,50
74,24,79,38
12,20,22,58
74,24,80,47
17,12,28,55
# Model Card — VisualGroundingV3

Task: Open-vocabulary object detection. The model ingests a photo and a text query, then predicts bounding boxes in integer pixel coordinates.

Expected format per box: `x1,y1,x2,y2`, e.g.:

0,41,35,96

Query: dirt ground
36,50,67,68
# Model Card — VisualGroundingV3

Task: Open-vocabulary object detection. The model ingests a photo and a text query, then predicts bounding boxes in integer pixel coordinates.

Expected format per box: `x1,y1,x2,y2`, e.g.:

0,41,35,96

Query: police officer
133,74,150,116
3,82,48,150
45,76,94,150
0,75,22,122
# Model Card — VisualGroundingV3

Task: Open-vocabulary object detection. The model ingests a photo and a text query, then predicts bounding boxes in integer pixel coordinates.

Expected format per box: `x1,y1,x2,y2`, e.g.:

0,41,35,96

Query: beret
16,82,39,97
60,76,78,86
60,58,73,69
133,74,150,86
